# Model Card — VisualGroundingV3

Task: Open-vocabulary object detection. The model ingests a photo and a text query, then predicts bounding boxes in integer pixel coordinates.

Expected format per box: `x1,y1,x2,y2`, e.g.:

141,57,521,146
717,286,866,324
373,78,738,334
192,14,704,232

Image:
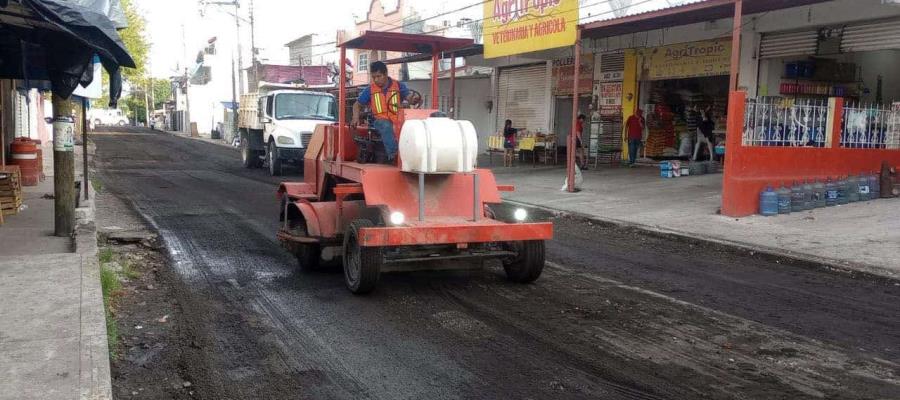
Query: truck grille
301,132,313,147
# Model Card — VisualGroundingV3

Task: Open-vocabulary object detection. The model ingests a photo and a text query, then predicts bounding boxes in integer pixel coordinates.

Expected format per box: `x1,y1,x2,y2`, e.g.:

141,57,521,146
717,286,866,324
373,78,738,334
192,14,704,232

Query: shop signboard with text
552,53,594,96
483,0,579,59
644,39,731,80
599,82,622,116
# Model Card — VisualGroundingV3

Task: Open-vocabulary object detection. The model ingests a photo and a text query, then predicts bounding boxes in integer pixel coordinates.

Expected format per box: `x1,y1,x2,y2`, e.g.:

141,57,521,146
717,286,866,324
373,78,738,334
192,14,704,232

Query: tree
151,79,172,111
95,0,150,119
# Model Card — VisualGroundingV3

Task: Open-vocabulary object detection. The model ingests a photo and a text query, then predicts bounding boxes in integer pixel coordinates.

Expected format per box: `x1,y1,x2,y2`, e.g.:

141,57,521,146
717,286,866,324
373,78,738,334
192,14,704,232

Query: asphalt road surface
94,128,900,400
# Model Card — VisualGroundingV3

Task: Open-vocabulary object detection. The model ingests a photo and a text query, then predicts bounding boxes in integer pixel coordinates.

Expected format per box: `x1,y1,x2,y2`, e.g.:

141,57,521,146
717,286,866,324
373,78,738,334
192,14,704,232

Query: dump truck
238,85,336,176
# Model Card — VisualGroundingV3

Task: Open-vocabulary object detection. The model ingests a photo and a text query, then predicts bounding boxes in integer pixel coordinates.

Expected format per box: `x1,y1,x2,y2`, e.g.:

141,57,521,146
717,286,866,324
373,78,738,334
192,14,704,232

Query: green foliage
151,79,172,110
100,263,121,358
119,0,149,86
99,247,114,264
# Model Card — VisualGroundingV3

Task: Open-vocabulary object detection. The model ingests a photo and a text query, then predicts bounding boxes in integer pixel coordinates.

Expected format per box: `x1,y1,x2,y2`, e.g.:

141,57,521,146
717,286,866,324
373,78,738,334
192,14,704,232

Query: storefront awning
0,0,135,103
582,0,833,39
383,44,484,65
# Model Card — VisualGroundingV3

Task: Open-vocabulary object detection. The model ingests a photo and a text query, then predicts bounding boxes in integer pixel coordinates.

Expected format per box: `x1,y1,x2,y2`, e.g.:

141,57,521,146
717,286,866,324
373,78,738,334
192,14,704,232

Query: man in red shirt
625,108,645,167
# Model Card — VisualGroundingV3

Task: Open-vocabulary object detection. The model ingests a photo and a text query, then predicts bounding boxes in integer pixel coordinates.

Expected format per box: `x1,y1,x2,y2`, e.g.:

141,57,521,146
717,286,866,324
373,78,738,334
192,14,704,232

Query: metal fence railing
743,98,830,147
840,103,900,149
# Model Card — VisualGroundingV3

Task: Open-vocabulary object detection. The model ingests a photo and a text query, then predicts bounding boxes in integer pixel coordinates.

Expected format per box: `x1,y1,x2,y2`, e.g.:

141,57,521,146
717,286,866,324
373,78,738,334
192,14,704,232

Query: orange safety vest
370,79,401,126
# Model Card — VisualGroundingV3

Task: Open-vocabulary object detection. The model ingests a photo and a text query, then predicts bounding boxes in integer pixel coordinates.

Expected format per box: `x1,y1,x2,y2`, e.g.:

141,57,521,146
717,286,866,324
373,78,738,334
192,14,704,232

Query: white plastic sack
561,165,584,191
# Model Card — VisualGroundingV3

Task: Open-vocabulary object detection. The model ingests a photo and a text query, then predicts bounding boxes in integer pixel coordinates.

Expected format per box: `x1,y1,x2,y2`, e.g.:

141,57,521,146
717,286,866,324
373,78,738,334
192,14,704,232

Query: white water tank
399,117,478,173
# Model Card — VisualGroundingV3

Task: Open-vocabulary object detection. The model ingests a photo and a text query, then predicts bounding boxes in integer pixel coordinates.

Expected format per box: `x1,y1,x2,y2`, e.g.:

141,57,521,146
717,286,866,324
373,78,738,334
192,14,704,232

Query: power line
307,0,655,60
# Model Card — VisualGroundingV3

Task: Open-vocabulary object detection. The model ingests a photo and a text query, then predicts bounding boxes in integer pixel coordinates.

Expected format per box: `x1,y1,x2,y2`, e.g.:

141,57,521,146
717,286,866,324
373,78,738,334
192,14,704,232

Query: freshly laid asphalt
93,128,900,400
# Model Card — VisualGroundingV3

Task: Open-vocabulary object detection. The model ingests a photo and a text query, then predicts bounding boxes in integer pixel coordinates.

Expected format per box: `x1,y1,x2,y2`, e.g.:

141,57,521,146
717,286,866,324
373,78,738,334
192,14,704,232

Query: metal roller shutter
759,30,818,59
497,64,548,133
14,91,28,137
841,19,900,53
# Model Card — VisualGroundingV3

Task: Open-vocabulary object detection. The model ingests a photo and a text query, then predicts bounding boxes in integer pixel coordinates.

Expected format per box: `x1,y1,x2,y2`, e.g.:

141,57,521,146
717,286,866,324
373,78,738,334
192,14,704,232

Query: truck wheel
287,217,321,271
342,219,382,294
241,131,260,168
268,141,282,176
503,240,545,283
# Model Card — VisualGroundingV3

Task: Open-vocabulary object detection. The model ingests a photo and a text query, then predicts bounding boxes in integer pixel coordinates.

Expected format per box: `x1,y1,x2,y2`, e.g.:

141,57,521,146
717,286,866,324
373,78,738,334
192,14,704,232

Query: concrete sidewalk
491,162,900,279
0,142,109,400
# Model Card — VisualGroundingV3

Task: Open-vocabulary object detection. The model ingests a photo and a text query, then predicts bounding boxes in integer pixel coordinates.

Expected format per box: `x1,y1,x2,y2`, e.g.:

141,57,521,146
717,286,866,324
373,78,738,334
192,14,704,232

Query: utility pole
81,97,89,200
234,2,245,95
184,68,192,135
52,95,77,236
143,85,150,127
181,24,192,135
231,56,238,142
249,0,257,64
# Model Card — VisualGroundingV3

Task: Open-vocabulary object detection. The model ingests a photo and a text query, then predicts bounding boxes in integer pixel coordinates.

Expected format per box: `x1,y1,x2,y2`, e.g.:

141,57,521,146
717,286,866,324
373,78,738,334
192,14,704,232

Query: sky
136,0,679,78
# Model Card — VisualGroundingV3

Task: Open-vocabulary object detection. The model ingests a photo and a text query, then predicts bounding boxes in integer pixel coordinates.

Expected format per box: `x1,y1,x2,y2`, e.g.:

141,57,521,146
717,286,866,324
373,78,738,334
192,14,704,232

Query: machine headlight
513,208,528,222
276,136,295,145
390,211,405,226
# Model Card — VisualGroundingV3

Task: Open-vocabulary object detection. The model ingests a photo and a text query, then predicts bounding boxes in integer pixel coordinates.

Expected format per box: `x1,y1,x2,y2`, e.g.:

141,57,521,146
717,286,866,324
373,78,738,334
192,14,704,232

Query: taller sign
483,0,579,59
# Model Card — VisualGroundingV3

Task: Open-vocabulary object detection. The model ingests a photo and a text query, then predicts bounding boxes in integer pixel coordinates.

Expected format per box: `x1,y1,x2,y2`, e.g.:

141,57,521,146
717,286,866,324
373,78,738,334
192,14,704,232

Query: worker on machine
352,61,421,163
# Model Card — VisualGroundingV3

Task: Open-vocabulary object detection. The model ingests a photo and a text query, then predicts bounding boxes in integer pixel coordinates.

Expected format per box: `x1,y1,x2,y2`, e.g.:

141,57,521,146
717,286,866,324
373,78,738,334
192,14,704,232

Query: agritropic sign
483,0,579,59
644,39,732,80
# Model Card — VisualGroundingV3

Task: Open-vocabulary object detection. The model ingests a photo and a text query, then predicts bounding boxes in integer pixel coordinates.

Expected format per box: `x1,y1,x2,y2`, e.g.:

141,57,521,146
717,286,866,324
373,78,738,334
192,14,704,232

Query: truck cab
239,88,336,176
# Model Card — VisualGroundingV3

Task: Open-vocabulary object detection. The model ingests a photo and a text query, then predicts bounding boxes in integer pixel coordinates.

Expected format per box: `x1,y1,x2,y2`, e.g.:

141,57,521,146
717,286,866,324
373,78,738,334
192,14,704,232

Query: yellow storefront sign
483,0,579,59
643,39,731,80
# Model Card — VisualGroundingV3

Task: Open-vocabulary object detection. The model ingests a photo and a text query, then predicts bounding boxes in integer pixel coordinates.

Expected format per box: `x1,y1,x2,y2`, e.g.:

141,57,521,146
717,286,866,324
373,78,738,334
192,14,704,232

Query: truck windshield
274,93,336,121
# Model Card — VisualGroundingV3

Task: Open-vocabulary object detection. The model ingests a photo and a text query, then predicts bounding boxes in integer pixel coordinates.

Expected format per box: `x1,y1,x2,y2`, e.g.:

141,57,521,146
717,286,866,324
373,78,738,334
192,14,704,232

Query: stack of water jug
759,173,881,216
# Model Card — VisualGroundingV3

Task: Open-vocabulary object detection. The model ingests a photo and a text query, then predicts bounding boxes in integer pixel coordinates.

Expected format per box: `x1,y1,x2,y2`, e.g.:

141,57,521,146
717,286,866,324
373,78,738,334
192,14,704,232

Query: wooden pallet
0,166,24,220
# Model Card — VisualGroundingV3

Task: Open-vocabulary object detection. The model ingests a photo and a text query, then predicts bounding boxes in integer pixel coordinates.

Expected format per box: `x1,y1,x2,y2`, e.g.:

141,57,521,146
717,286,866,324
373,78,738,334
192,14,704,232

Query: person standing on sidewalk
503,119,518,167
575,114,588,170
625,108,645,167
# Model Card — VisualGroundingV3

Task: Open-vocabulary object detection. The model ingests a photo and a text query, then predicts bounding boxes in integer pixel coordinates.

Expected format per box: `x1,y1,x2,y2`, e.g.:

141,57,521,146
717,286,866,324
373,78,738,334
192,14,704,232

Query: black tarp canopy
0,0,135,105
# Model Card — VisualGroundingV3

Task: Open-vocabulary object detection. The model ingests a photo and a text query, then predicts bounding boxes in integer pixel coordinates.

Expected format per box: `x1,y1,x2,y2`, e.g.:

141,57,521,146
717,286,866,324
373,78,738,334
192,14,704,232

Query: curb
74,147,112,400
168,131,238,151
505,198,899,283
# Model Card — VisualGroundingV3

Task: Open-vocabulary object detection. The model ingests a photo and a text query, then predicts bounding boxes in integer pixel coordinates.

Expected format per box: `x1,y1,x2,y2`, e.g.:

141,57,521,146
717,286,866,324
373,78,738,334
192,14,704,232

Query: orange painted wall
721,91,900,217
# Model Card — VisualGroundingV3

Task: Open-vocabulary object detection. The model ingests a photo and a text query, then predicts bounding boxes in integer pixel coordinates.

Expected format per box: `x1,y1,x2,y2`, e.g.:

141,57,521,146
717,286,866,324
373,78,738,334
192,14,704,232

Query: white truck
88,108,129,127
238,86,336,176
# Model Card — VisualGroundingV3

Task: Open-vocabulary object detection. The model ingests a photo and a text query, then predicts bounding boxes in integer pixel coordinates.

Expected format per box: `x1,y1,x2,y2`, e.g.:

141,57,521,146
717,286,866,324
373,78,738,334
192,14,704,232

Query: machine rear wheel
287,217,321,271
343,219,382,294
503,240,545,283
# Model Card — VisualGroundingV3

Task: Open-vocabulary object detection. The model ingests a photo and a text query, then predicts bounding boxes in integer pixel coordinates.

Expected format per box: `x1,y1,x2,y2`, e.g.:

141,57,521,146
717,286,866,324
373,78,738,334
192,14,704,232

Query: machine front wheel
503,240,545,283
342,219,382,294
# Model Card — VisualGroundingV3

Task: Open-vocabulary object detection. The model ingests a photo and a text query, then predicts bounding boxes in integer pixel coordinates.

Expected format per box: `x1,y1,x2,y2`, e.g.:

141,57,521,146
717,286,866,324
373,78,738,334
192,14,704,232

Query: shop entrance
553,95,591,147
639,75,729,161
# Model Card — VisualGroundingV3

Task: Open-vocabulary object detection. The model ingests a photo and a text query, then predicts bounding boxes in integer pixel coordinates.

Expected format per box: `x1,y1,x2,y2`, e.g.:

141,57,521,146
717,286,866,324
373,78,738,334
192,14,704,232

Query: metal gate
496,64,548,133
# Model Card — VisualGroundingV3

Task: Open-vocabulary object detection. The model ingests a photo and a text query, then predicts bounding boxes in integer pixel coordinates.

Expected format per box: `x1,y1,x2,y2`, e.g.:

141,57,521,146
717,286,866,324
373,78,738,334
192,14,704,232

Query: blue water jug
825,178,838,207
802,180,814,210
760,186,778,216
791,181,805,212
777,184,791,214
813,179,826,208
848,174,860,203
858,174,870,201
837,176,849,205
869,173,880,199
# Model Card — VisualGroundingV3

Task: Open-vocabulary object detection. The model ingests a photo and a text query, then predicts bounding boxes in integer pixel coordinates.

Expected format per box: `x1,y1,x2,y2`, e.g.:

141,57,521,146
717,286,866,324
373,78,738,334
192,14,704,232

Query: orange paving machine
276,32,553,294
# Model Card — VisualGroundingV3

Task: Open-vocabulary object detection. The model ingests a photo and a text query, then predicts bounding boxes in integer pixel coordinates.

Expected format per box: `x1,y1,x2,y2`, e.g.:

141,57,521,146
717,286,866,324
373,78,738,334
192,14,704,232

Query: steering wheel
407,90,423,109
